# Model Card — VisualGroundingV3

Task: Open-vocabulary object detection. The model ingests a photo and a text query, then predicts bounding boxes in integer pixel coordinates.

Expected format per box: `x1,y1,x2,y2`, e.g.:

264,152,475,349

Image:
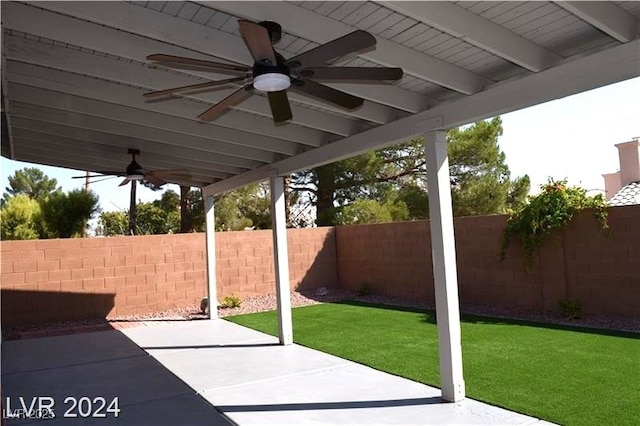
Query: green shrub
357,282,374,297
500,179,608,268
221,295,242,309
558,299,583,320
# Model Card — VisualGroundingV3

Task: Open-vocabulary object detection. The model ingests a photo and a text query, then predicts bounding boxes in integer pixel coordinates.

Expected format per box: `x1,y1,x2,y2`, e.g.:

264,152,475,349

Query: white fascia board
203,165,277,196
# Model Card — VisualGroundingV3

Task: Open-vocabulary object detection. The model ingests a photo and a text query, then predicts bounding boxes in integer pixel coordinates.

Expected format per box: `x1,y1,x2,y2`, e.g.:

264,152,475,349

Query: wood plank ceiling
1,1,639,193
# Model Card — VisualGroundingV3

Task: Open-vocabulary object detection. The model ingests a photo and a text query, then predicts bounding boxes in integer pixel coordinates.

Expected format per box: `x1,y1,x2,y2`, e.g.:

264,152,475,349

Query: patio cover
2,1,639,402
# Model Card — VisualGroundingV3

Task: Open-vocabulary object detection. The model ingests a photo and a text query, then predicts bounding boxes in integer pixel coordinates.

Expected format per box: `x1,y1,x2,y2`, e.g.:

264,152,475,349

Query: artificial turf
226,301,640,426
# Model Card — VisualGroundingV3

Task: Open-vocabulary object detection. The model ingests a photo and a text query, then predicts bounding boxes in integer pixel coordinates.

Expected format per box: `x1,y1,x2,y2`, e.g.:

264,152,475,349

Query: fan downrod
258,21,282,44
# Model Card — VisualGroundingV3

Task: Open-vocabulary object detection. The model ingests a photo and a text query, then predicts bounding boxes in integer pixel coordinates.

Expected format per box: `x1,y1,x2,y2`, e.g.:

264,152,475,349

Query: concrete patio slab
2,320,556,425
120,320,554,425
1,329,145,374
10,393,233,426
1,329,232,425
121,319,277,356
202,363,525,425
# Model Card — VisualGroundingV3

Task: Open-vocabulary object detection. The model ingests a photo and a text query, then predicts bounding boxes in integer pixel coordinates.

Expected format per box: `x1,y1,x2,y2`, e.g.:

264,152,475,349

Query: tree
447,117,529,217
135,202,180,234
334,198,409,225
156,189,180,213
97,211,129,236
183,188,205,232
394,183,429,220
0,195,43,240
125,190,181,235
290,117,529,225
141,183,204,233
214,183,271,231
2,167,100,239
3,167,60,204
291,141,426,226
39,189,100,238
97,188,206,236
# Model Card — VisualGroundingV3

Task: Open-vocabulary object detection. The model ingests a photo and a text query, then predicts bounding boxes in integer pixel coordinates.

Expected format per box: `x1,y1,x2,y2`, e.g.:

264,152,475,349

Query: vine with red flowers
500,179,609,268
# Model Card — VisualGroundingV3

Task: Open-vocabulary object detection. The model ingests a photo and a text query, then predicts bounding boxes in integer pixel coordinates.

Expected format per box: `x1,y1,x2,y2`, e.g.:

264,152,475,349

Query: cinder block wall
1,234,206,326
562,205,640,316
336,221,435,302
215,227,338,296
2,207,637,326
0,228,338,326
336,205,640,317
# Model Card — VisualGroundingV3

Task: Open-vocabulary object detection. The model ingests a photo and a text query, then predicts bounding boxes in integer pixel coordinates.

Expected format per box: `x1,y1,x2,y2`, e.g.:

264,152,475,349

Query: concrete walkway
2,320,555,425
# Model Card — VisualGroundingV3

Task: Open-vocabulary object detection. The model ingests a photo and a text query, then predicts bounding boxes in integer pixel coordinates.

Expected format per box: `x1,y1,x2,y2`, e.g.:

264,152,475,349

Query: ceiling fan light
253,73,290,92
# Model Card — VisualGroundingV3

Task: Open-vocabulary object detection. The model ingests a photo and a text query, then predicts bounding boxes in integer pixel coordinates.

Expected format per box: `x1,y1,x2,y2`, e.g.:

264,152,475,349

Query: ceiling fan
73,149,191,188
73,149,191,235
144,20,403,123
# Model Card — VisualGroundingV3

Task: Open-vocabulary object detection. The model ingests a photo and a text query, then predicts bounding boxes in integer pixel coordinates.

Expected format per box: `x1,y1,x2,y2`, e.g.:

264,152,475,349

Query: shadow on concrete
110,317,207,323
0,289,115,327
0,329,234,426
141,343,280,351
216,396,443,412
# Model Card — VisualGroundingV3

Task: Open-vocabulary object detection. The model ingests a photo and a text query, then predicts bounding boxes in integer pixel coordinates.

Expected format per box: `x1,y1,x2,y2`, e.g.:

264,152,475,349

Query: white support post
270,176,293,345
424,130,465,402
204,195,218,320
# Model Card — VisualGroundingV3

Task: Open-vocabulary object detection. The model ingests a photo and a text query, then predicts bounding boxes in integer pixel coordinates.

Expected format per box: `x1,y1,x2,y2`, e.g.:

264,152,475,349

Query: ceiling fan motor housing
126,159,144,180
252,51,291,92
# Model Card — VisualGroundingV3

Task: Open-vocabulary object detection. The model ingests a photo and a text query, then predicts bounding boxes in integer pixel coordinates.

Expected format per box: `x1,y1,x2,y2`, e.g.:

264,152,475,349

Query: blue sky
2,76,638,211
498,76,639,194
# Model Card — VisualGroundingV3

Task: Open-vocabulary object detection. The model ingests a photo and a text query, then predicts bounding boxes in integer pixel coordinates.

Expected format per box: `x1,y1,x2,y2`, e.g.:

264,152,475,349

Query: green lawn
226,301,640,426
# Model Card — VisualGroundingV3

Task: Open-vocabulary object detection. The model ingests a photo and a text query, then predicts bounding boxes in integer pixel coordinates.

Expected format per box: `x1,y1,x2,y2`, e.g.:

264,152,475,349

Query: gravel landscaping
2,289,638,340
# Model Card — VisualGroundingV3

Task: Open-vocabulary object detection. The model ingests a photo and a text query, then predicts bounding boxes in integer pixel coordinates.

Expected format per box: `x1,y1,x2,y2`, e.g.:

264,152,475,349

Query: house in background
602,138,640,206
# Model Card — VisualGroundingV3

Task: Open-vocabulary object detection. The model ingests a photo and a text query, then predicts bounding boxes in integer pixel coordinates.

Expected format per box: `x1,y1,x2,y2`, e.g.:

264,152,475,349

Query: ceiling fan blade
144,174,166,187
197,84,254,121
86,176,120,185
287,30,376,68
267,91,293,123
73,174,102,179
143,77,248,99
146,170,192,186
290,78,363,110
146,54,249,73
118,178,131,187
300,67,403,81
238,20,277,64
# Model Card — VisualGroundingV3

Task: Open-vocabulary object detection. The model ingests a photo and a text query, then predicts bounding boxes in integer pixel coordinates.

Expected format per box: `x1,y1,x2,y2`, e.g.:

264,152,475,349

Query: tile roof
609,182,640,206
